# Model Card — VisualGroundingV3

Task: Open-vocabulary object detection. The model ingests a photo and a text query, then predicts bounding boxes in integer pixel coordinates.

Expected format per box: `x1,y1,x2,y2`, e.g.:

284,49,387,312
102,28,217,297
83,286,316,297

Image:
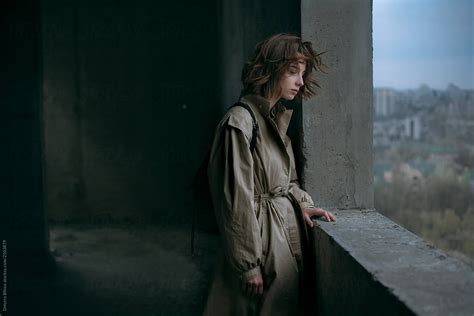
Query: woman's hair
241,33,327,100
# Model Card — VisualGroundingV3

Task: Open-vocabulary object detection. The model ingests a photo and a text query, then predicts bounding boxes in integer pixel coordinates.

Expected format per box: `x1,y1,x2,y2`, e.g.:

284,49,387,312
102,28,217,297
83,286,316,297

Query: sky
373,0,473,90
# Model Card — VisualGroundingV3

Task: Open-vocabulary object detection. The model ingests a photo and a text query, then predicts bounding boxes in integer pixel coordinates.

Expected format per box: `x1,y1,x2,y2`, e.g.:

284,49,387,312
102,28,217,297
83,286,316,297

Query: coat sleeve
288,177,317,210
286,137,318,210
207,116,262,281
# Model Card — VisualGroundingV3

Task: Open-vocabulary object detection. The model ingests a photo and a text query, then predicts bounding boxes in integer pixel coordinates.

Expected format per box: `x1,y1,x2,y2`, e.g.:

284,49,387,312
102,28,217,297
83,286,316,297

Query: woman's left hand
303,207,337,227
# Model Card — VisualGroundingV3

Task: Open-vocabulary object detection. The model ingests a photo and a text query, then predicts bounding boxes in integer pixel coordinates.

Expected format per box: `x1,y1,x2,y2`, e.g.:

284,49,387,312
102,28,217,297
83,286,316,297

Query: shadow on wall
42,0,220,226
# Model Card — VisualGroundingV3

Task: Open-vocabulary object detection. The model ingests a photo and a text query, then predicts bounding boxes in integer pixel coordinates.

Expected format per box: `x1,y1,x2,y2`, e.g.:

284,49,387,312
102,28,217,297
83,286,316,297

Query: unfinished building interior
1,0,473,315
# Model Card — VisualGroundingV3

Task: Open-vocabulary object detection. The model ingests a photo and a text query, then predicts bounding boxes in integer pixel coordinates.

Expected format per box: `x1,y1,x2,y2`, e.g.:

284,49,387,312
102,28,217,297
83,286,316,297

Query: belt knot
254,185,288,200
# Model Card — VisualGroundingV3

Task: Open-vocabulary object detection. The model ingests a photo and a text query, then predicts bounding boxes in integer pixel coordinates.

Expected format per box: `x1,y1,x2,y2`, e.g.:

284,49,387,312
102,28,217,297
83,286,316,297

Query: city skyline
373,0,473,90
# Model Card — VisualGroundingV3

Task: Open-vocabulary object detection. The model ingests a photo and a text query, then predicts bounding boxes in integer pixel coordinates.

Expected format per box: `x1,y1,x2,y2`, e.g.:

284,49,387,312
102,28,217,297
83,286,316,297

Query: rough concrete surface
8,224,218,316
314,209,474,316
41,0,219,223
301,0,373,209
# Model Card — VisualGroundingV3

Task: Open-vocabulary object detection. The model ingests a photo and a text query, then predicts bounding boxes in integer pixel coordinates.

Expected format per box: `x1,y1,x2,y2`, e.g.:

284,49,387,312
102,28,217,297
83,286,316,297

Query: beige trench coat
203,94,317,316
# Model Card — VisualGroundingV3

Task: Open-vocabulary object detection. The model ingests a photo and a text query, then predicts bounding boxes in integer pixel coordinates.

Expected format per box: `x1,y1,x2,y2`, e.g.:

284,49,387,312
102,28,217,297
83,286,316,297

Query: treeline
375,144,474,263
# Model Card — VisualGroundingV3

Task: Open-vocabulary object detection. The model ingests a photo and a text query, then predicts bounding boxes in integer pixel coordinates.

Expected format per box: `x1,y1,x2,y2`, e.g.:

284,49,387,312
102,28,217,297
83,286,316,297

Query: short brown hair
241,33,327,100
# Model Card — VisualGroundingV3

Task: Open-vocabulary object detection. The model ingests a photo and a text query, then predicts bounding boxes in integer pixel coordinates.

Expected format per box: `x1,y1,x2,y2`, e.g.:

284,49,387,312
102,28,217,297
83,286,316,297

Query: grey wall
42,0,305,225
312,212,415,316
0,0,50,269
42,0,218,224
301,0,374,209
311,210,474,316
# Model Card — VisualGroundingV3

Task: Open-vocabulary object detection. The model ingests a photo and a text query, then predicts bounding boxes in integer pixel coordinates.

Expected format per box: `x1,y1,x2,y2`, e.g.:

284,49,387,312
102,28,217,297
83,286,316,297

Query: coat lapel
240,94,293,146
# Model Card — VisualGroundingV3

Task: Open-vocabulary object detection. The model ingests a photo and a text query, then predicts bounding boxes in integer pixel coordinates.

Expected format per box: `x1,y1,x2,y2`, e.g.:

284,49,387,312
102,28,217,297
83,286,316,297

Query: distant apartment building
404,116,422,140
374,116,421,147
373,85,474,147
374,88,396,117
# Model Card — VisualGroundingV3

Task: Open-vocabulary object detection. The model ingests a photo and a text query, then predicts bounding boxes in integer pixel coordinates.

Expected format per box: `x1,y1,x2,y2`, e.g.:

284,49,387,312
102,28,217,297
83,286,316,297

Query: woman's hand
241,273,264,297
303,207,337,227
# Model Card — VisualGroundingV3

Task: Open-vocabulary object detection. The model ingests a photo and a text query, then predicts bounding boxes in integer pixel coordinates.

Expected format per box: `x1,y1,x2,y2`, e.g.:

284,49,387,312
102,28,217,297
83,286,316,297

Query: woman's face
276,60,306,101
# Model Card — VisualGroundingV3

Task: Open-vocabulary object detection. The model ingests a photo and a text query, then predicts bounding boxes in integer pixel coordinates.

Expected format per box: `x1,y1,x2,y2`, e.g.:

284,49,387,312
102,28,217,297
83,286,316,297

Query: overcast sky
373,0,473,90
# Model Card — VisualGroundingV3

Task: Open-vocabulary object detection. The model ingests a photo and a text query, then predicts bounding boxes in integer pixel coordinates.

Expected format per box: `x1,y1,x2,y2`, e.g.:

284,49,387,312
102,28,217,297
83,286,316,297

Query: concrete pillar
42,1,87,222
0,0,50,271
301,0,374,209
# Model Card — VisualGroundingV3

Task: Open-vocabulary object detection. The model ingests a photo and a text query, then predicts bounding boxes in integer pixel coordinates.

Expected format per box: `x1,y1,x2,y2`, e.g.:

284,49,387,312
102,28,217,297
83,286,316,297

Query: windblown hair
241,33,327,100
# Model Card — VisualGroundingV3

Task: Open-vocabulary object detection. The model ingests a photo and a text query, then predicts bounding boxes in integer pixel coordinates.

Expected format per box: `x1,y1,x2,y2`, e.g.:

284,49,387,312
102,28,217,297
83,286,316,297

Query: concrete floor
9,223,219,316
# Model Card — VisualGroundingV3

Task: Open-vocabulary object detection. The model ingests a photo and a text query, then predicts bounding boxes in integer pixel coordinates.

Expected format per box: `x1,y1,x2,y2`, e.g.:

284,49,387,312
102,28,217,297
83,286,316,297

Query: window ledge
311,209,474,316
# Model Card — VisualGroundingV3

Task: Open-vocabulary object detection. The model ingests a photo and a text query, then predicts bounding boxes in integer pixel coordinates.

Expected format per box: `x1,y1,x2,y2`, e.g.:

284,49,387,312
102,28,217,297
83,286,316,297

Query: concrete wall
4,1,473,314
311,210,474,316
0,0,50,270
300,2,474,315
301,0,374,209
42,0,218,224
42,0,305,225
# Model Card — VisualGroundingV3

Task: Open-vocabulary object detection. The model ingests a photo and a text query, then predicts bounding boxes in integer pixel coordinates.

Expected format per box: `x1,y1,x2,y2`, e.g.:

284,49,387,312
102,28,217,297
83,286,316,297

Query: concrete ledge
311,209,474,316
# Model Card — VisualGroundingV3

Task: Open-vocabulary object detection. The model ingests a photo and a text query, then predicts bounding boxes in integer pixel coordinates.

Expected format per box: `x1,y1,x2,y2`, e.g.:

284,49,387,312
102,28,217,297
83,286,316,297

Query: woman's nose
296,75,304,86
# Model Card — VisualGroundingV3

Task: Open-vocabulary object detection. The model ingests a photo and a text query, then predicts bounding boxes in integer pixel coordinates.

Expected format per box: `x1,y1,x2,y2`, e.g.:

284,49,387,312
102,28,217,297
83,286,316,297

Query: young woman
204,33,336,316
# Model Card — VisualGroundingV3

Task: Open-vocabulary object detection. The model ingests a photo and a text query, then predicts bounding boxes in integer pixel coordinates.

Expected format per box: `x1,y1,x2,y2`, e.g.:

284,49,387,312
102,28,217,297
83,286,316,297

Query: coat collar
240,94,293,136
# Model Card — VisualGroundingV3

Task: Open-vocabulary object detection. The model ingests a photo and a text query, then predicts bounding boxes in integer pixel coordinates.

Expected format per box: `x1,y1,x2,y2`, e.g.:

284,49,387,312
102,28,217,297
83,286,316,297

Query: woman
204,33,336,316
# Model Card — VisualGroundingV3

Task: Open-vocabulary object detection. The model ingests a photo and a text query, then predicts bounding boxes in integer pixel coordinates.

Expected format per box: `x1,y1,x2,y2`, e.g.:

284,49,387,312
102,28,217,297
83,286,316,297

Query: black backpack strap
229,102,259,153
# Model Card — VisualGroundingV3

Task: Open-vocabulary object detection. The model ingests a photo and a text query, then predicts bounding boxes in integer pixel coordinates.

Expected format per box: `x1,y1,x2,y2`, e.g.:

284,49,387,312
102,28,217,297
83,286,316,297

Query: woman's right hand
241,273,264,297
303,207,337,227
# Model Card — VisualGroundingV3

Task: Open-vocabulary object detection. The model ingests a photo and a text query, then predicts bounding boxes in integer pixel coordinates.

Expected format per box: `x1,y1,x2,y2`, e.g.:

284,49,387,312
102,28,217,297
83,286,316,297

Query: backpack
190,102,259,254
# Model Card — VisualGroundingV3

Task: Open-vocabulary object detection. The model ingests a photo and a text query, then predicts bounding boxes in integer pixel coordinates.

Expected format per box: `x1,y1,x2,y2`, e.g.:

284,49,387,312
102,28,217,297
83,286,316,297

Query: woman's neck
266,93,280,109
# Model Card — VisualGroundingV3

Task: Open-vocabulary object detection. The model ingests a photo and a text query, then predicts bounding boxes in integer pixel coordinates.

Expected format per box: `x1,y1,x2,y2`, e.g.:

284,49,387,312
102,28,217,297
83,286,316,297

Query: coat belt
254,186,288,201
